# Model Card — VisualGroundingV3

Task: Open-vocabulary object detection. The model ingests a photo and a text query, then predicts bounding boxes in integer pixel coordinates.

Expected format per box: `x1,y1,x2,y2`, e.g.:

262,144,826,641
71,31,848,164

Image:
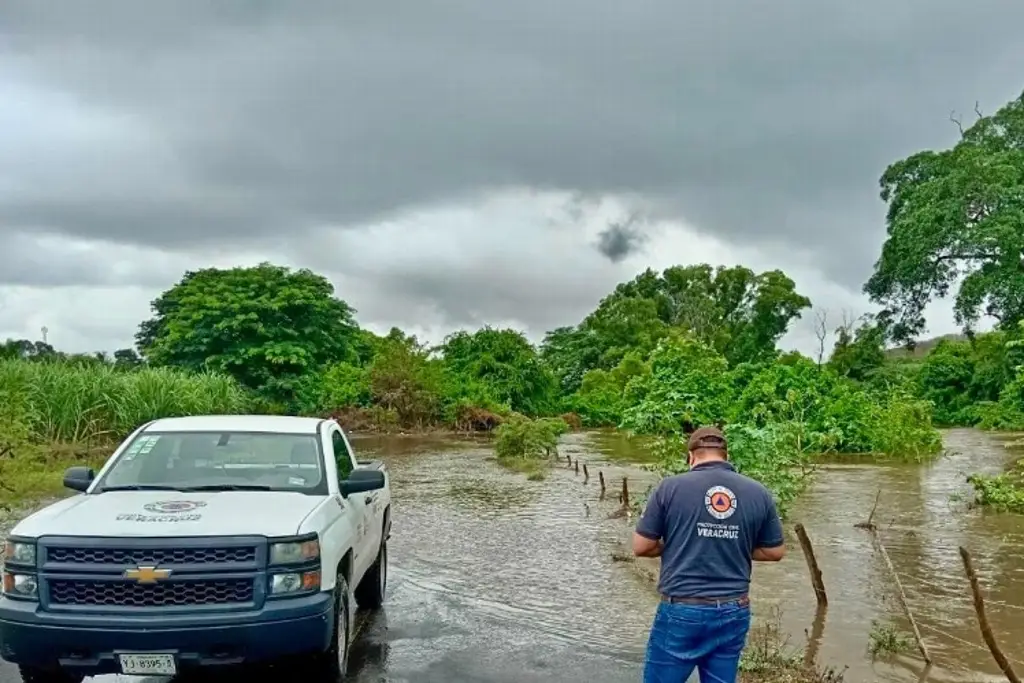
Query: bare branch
950,110,965,136
813,309,829,366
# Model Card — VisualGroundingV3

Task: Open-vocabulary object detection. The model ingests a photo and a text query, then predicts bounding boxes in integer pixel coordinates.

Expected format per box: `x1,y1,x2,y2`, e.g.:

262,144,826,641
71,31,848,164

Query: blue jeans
643,600,751,683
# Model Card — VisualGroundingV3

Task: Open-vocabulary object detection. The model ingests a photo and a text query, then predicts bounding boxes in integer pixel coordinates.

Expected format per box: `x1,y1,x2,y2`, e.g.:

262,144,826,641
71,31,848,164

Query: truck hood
11,491,327,539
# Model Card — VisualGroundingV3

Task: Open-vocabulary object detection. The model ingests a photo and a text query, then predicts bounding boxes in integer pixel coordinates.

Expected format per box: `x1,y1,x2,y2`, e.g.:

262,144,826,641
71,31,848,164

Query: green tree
620,333,734,435
581,296,667,369
866,92,1024,343
570,351,650,426
828,317,887,383
441,327,558,415
113,348,143,369
540,326,603,395
915,339,979,425
137,263,359,404
0,339,57,361
367,334,445,427
540,264,810,392
589,264,809,365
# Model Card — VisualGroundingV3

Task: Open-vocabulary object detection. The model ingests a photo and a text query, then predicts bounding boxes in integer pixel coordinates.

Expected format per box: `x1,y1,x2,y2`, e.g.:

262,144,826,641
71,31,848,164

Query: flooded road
1,428,1022,682
585,427,1024,682
0,433,657,683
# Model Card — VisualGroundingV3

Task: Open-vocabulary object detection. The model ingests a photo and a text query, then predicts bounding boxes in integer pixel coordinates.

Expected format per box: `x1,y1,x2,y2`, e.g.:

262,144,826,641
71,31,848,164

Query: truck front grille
47,545,256,566
48,578,255,607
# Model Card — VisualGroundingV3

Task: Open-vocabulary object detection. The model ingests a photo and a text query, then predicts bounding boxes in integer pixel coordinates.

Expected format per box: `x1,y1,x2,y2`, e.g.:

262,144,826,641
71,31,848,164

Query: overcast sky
2,1,1022,356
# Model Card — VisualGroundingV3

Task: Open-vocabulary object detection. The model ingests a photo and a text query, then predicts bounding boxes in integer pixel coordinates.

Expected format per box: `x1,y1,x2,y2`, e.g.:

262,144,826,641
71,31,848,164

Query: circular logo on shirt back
704,486,737,520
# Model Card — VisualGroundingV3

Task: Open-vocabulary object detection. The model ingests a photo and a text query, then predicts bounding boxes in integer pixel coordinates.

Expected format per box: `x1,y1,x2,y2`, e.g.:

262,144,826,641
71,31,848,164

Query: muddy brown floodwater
1,428,1021,683
584,427,1024,683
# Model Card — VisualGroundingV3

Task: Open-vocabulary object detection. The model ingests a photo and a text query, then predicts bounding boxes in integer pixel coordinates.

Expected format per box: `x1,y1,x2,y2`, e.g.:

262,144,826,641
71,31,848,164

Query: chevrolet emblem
123,565,172,584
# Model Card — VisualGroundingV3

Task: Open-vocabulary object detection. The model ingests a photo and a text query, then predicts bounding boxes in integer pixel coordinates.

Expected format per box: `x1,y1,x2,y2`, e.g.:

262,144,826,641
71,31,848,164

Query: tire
17,666,83,683
354,540,388,610
305,574,350,681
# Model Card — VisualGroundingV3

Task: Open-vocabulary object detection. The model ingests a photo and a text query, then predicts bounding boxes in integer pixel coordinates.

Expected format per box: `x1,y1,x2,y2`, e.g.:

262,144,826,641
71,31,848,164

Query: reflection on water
352,434,660,660
750,429,1024,683
356,428,1024,683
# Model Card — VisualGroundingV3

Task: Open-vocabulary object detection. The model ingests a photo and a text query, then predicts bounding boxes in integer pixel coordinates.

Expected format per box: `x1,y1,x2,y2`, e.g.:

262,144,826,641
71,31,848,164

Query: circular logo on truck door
704,486,737,520
143,501,207,514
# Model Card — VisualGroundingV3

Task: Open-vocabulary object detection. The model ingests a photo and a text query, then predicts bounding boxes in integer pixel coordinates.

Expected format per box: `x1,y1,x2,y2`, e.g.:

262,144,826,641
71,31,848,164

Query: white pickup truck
0,415,391,683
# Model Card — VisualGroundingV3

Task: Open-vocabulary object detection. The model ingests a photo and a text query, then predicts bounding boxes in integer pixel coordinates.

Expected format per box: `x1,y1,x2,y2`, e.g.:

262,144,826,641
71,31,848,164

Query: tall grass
0,360,251,444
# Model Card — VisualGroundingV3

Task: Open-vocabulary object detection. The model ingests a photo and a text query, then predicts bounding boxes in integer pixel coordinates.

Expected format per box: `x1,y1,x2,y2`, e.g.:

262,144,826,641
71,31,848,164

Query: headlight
269,570,320,595
2,572,38,599
269,539,319,565
2,540,35,566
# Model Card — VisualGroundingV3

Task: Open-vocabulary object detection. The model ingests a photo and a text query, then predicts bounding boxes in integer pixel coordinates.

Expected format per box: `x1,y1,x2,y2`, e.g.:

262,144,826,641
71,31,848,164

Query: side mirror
339,469,385,497
63,466,96,493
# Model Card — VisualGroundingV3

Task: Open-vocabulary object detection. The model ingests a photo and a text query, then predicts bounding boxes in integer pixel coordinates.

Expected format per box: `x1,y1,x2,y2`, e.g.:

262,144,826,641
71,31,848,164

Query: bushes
650,423,815,517
588,335,942,459
494,415,567,460
493,415,568,479
566,334,943,507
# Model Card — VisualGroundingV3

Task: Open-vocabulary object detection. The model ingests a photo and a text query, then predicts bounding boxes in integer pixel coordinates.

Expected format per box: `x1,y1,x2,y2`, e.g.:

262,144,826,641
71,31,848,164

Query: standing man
633,426,785,683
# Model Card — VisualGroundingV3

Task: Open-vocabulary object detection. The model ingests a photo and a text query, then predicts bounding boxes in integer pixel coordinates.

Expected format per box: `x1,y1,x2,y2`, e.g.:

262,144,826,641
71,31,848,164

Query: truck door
330,428,373,580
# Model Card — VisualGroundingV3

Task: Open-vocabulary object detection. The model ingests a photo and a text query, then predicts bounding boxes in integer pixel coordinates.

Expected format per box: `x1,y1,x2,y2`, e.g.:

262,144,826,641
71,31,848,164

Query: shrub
494,415,562,460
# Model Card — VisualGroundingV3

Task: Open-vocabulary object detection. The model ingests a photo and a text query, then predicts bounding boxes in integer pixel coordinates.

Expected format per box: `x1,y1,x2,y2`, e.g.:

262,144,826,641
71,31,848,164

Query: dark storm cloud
596,213,648,263
2,0,1024,292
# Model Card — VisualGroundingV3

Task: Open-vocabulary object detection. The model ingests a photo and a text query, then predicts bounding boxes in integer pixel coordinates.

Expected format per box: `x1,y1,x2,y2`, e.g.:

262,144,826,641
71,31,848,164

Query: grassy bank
0,359,250,443
0,359,251,506
0,443,112,511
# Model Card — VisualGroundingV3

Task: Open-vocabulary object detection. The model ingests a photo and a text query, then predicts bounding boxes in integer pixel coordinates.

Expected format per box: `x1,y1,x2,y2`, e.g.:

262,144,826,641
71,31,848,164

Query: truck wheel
306,574,350,680
354,540,387,609
17,666,83,683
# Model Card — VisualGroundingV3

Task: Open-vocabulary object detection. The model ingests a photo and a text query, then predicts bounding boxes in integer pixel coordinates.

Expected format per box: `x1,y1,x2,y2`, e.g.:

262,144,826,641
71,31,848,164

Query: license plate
118,653,177,675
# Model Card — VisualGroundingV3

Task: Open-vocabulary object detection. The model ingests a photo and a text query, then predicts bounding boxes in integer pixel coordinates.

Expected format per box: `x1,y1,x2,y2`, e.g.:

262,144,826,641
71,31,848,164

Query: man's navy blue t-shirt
635,461,784,598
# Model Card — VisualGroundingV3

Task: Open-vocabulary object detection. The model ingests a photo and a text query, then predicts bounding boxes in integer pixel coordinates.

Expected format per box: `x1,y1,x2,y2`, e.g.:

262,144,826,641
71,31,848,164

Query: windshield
94,431,326,494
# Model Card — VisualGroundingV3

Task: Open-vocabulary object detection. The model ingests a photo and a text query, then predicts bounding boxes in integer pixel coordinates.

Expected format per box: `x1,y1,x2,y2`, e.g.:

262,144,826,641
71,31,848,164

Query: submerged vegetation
967,457,1024,514
493,415,569,480
739,615,845,683
866,621,913,659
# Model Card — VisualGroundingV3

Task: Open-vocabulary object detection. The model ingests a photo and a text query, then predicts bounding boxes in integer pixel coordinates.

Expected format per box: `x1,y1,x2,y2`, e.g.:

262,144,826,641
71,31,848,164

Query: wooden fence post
794,524,827,607
960,547,1020,683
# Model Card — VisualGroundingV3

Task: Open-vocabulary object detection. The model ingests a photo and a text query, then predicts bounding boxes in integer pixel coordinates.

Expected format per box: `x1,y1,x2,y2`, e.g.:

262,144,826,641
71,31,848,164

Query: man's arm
633,484,666,558
633,533,664,558
753,493,786,562
752,545,785,562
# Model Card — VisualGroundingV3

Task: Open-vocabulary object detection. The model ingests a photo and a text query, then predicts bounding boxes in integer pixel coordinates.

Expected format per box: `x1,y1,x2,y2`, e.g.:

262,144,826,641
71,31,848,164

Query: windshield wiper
99,485,183,492
177,484,273,491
